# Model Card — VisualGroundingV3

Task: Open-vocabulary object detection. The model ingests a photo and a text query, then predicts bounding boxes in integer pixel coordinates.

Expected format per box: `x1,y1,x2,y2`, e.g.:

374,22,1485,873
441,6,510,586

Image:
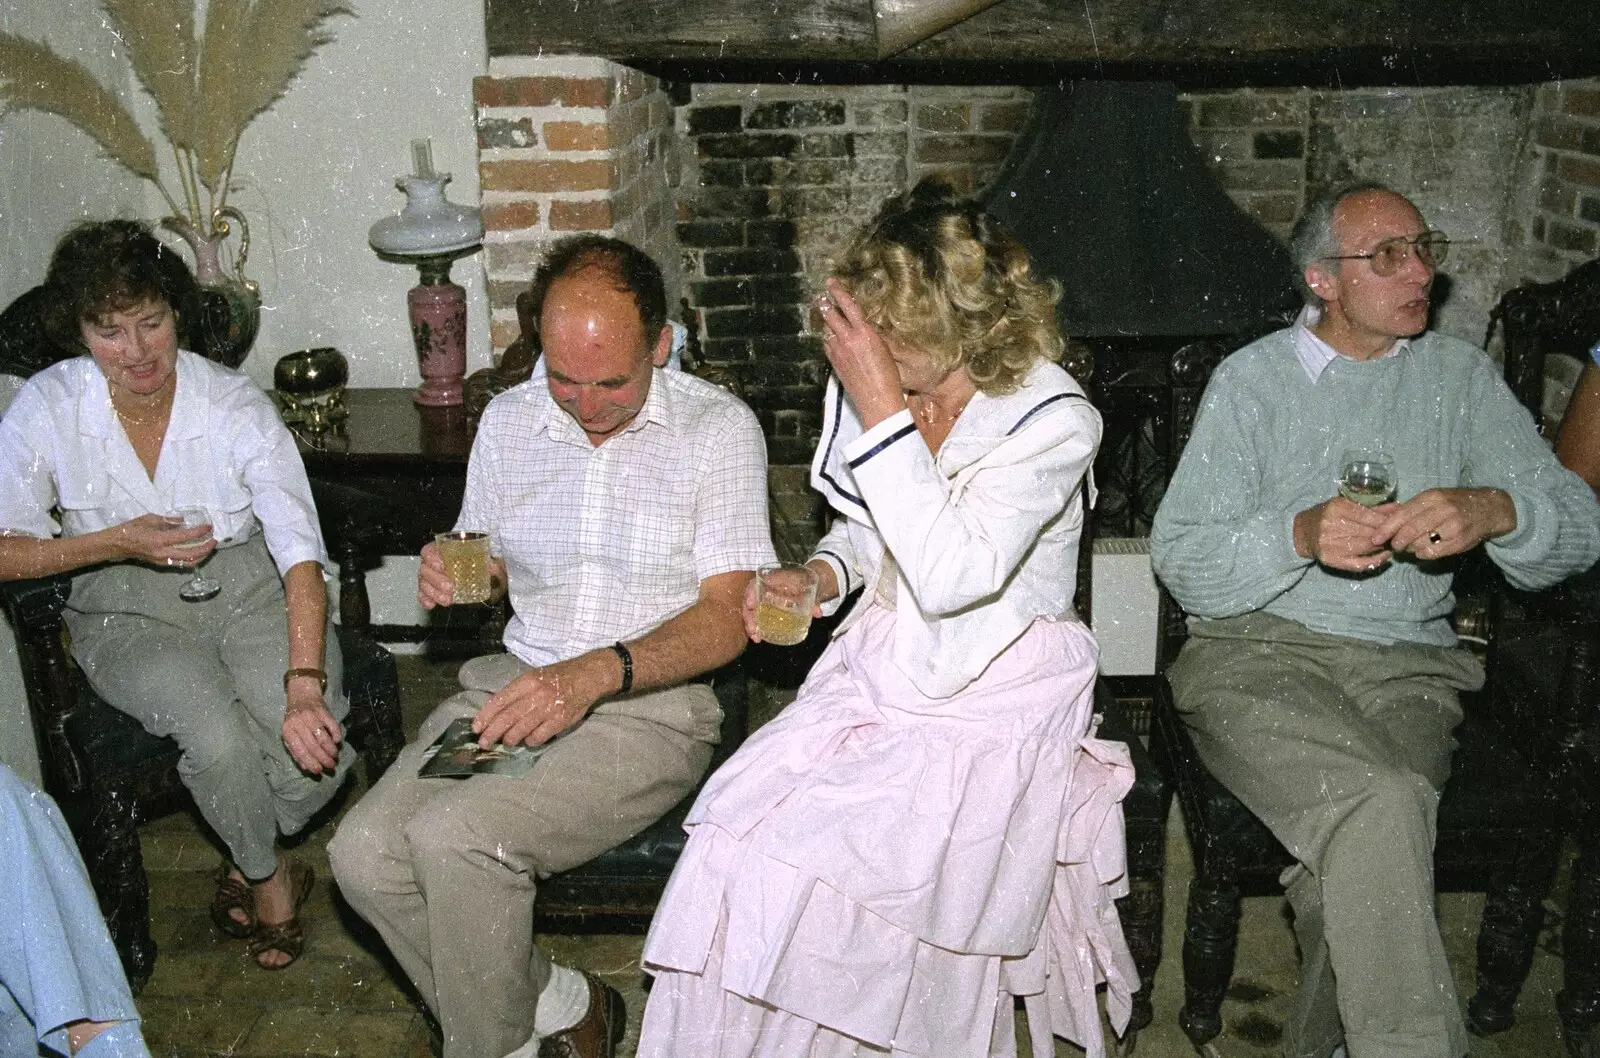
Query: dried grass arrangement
0,0,350,231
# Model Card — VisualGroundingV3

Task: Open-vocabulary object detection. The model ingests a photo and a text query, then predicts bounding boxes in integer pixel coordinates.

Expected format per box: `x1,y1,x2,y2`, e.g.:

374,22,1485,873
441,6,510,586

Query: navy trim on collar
816,383,866,508
1007,392,1087,436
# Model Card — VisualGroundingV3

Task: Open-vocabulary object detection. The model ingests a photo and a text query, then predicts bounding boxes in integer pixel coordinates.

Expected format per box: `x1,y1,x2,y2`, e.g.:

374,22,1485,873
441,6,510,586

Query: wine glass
1337,450,1397,507
174,506,221,602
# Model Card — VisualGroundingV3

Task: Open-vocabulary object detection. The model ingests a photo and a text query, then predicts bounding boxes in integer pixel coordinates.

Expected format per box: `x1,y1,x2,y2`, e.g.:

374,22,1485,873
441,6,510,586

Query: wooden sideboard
293,388,474,638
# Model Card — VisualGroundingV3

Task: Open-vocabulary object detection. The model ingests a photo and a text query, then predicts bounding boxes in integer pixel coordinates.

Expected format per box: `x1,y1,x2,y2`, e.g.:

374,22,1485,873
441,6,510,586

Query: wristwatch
283,668,328,693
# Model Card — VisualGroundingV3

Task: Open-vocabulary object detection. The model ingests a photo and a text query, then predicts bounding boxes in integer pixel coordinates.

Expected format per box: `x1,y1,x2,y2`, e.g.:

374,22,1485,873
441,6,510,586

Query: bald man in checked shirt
330,235,774,1058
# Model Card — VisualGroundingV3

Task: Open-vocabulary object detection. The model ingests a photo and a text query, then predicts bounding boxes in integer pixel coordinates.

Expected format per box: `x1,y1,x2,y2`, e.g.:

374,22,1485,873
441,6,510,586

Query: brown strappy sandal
247,861,314,970
209,864,256,939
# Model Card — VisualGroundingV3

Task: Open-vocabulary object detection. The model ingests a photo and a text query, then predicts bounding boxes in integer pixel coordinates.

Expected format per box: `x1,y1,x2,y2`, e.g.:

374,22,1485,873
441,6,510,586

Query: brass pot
273,347,349,430
275,347,348,395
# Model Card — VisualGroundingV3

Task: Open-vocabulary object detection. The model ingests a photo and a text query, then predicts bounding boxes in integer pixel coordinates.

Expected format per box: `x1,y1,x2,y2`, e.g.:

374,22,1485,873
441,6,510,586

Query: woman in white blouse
639,182,1136,1057
0,220,349,971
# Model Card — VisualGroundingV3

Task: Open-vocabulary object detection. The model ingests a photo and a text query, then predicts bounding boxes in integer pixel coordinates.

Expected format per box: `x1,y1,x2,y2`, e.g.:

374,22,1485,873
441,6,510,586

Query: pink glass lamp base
408,262,468,407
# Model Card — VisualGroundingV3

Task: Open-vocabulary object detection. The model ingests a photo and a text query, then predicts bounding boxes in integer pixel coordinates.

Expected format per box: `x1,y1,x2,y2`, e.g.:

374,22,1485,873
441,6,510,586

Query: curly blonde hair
829,178,1064,395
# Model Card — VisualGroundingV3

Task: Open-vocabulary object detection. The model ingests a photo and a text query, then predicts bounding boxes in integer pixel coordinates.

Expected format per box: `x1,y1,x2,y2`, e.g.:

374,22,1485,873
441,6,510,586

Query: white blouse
0,352,327,577
809,359,1102,698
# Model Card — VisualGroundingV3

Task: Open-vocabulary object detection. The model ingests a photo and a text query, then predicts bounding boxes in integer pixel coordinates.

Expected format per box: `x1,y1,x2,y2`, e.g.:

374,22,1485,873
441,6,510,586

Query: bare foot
222,867,253,931
66,1020,115,1054
251,857,298,969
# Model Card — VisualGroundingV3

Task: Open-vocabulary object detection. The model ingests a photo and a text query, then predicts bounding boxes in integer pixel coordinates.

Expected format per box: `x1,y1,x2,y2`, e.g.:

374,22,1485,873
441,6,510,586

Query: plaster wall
1,0,489,657
1,0,491,393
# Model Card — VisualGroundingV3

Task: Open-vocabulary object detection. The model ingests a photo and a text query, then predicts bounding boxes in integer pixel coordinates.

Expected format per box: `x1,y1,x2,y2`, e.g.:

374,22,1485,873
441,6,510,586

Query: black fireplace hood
980,81,1299,338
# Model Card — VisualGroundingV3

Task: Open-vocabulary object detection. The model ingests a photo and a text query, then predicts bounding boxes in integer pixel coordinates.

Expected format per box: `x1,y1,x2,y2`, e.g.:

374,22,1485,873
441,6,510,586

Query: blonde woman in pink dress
638,180,1137,1058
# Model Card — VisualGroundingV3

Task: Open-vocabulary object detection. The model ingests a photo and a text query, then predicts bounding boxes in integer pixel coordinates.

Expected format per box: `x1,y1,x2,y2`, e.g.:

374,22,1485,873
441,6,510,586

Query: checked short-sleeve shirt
455,367,774,668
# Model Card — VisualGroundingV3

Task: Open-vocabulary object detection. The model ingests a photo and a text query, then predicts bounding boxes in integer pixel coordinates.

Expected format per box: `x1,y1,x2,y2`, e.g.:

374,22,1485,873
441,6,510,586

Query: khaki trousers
65,537,352,880
328,654,718,1058
1166,611,1484,1058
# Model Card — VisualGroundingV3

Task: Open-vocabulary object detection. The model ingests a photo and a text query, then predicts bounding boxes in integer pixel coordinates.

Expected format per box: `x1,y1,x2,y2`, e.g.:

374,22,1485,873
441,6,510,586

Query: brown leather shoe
537,972,624,1058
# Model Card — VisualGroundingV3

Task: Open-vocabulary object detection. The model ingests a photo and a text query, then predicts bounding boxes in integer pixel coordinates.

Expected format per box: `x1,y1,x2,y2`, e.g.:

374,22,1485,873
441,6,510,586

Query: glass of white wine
753,563,820,646
174,506,221,602
1337,450,1397,508
435,530,492,604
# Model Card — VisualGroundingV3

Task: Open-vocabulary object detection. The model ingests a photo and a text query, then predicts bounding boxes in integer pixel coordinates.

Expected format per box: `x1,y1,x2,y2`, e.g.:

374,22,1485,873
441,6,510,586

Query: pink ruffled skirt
638,607,1137,1058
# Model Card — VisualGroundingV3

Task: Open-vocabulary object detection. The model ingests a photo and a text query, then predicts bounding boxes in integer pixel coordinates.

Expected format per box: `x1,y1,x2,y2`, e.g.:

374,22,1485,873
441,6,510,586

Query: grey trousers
1166,611,1484,1058
65,537,353,879
328,654,718,1058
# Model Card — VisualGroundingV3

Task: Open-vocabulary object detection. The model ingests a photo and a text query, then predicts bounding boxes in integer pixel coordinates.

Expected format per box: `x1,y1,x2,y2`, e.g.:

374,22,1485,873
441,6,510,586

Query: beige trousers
328,653,718,1058
65,536,352,880
1166,611,1484,1058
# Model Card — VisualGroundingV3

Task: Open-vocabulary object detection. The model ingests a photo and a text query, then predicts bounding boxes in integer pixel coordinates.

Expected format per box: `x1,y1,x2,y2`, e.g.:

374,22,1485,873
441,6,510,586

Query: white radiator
1090,537,1160,675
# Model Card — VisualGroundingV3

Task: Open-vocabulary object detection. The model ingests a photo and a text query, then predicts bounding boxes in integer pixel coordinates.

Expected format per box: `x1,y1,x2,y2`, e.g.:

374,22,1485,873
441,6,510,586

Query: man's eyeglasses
1321,232,1450,276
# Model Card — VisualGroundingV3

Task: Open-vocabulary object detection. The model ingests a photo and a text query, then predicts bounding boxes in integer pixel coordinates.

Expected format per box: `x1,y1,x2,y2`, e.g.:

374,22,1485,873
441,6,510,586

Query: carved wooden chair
1073,355,1174,1046
0,491,403,997
530,658,748,930
1483,256,1600,1055
1095,673,1171,1047
1146,330,1600,1056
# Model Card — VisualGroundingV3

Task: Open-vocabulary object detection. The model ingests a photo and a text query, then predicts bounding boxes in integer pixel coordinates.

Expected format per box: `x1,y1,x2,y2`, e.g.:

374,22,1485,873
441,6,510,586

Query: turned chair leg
1118,812,1169,1036
1179,874,1241,1050
1561,831,1600,1057
1469,824,1564,1035
73,787,157,994
354,669,405,783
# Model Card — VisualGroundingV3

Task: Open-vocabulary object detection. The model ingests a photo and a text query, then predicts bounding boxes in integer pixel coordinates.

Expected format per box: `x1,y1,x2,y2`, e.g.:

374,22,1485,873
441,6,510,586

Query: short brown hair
40,219,196,352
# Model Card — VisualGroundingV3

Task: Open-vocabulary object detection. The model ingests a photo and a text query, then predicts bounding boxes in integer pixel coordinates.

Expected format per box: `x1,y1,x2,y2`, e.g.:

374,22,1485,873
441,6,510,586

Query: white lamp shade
369,174,484,257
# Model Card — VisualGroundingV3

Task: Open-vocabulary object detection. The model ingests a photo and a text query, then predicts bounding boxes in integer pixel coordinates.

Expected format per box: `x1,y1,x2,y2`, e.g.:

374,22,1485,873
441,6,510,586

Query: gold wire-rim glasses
1320,232,1450,276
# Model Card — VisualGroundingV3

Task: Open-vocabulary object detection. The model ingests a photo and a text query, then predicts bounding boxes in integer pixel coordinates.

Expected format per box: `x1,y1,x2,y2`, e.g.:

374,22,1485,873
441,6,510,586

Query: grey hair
1289,180,1396,307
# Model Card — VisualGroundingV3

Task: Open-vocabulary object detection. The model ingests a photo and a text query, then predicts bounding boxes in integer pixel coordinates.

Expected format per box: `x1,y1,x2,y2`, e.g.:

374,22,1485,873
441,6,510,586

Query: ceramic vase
162,209,263,369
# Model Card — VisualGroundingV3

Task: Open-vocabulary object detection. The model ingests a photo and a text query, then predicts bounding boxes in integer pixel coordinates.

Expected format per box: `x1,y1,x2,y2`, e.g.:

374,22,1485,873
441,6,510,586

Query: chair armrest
707,658,749,772
0,574,86,796
0,573,72,626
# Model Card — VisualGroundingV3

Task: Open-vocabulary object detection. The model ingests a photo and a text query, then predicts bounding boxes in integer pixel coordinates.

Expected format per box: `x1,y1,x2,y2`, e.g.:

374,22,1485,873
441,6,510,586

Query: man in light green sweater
1151,182,1600,1058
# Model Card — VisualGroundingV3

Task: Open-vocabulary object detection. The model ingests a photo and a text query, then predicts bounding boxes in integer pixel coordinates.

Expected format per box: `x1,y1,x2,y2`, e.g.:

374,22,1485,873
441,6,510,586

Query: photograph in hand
418,718,546,778
1338,450,1397,508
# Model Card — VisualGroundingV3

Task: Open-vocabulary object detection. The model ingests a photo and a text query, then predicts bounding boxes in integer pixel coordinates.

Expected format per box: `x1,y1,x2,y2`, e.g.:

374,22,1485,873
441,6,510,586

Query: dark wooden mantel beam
486,0,1600,86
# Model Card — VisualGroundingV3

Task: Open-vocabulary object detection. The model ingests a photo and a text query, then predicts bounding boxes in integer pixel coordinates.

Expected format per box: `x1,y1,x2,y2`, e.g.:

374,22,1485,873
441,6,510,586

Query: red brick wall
470,63,1578,555
1522,79,1600,283
474,58,677,360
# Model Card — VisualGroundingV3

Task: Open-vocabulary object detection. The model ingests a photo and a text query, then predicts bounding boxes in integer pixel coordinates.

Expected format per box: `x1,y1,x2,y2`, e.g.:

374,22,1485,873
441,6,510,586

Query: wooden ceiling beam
484,0,1600,85
872,0,1008,59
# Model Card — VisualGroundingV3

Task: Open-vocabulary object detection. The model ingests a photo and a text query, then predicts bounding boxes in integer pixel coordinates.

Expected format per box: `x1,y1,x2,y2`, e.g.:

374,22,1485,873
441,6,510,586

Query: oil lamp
368,139,483,407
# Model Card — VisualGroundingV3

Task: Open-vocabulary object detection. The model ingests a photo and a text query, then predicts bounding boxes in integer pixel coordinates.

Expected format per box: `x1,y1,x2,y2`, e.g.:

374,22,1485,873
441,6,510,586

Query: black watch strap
610,642,633,695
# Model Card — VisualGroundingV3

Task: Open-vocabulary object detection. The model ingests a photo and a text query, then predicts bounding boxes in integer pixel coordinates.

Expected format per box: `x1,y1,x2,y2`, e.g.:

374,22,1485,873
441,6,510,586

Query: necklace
112,400,169,429
912,391,973,426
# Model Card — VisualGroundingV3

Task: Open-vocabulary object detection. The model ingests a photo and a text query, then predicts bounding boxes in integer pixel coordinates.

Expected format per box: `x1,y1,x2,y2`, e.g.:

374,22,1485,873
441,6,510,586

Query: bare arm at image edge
1556,358,1600,498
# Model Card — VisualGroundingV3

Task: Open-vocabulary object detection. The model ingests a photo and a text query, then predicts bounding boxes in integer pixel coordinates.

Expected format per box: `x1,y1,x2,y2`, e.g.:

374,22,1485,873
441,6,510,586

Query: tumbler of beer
435,530,492,604
754,563,819,646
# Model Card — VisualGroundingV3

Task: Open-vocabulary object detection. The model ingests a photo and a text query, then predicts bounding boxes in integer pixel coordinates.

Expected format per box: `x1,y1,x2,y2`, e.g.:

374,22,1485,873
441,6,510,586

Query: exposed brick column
1521,79,1600,283
475,57,678,361
674,84,1032,556
1180,88,1309,244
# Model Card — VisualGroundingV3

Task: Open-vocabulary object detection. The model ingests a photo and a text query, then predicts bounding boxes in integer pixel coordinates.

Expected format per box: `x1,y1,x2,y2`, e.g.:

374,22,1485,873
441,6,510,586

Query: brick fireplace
471,55,1600,556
